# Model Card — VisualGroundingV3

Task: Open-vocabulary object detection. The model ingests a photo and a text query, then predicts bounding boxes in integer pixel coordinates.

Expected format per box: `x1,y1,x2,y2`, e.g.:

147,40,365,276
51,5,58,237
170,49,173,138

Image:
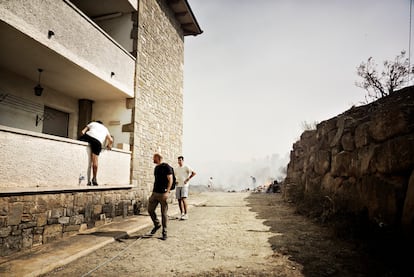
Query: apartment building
0,0,201,256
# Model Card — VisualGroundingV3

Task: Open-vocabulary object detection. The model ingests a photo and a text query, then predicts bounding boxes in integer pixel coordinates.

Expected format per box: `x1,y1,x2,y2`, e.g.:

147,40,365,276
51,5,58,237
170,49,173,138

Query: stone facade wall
284,86,414,231
0,189,141,256
0,0,187,257
131,0,184,198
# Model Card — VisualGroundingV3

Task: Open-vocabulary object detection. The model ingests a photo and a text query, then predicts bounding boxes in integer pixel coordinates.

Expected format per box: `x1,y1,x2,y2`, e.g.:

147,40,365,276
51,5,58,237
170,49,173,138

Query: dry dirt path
42,192,405,277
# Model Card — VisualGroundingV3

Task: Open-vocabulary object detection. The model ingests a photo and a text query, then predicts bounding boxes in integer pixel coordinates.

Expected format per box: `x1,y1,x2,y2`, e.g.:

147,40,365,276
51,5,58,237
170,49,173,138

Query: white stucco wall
92,100,131,148
0,125,131,188
0,68,79,139
0,0,135,97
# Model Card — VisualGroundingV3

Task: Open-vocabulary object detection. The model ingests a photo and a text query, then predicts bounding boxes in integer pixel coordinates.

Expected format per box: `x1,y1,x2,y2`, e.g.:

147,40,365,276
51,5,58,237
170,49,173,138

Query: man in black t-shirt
147,153,173,240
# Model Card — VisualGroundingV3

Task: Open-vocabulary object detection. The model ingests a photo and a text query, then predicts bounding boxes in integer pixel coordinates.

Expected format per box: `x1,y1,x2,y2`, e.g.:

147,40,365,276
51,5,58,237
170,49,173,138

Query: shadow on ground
245,192,414,277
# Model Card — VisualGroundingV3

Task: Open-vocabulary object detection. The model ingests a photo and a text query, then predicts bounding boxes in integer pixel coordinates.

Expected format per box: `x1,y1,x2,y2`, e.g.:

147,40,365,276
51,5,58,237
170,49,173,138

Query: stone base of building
0,188,142,257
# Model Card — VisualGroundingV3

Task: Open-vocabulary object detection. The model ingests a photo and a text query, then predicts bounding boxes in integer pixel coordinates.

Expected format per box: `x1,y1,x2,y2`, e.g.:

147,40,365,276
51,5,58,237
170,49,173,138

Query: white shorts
176,186,189,199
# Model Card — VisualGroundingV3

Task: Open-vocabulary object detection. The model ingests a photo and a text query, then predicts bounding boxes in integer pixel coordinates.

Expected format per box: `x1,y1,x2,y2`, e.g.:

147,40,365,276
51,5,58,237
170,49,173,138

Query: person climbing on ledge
80,120,113,186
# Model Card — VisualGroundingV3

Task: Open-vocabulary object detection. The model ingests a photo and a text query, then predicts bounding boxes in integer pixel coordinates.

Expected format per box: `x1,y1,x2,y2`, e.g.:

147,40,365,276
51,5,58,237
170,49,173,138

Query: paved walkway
0,196,205,277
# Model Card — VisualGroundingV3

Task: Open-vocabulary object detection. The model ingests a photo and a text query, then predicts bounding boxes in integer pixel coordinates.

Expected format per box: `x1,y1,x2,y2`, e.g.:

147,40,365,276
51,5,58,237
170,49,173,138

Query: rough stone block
84,204,93,222
372,134,414,174
23,202,34,214
34,227,44,234
65,207,75,217
93,205,102,215
18,221,37,230
356,145,376,176
103,204,115,218
355,122,370,148
70,214,84,225
21,214,32,222
63,225,80,232
330,117,345,147
8,202,23,226
369,108,408,142
22,229,33,249
321,173,335,191
314,150,331,175
0,198,8,216
43,224,62,244
357,174,401,225
33,234,43,247
47,218,59,225
12,228,22,236
51,208,64,218
0,226,12,238
0,216,7,227
36,212,48,226
123,202,128,218
104,195,113,204
341,132,355,152
331,151,356,177
58,216,70,225
1,235,22,256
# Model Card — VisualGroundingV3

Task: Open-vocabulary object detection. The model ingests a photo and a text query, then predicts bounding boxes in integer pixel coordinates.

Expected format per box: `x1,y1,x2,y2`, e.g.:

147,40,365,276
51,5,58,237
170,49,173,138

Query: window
42,106,69,137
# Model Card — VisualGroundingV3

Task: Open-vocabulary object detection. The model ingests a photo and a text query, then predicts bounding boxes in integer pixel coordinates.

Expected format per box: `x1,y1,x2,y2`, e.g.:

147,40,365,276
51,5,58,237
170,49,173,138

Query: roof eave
167,0,203,36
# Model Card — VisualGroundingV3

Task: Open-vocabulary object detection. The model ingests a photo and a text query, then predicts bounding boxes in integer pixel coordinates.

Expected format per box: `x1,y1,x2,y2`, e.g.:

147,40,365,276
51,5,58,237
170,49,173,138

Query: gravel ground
41,191,410,277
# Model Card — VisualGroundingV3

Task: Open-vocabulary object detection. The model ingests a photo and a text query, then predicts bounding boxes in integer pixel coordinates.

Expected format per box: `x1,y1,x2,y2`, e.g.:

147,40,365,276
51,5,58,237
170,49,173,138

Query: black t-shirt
153,163,173,193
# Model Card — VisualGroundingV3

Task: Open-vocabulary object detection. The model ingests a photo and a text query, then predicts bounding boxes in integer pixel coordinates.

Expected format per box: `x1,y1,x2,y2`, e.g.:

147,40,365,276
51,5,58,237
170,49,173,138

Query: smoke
189,153,289,191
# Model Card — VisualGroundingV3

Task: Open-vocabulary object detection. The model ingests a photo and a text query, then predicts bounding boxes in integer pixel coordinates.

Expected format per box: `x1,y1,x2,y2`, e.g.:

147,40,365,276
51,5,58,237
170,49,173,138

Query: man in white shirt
175,156,196,220
80,120,113,186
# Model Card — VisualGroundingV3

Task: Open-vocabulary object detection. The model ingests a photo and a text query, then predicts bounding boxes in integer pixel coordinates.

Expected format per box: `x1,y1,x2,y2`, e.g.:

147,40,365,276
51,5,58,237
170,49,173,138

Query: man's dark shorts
80,134,102,155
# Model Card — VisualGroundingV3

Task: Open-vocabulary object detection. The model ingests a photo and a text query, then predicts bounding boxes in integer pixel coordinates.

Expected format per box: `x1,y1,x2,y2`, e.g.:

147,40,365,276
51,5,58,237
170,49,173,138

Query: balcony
0,125,131,191
0,0,136,101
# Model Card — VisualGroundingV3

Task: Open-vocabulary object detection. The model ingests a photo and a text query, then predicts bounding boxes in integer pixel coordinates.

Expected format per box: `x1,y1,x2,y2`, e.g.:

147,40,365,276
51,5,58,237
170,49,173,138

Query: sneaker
92,179,98,186
150,225,161,235
87,181,92,186
161,232,167,240
181,214,188,220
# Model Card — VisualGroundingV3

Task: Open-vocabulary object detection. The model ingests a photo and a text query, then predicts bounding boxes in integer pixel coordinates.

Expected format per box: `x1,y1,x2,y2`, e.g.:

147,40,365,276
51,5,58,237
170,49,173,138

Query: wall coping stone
0,124,131,154
0,184,135,196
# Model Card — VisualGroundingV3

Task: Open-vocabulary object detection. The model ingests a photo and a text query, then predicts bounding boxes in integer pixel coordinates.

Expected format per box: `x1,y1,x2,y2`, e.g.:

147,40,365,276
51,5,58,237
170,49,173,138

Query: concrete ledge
0,125,131,153
0,184,135,195
0,124,131,189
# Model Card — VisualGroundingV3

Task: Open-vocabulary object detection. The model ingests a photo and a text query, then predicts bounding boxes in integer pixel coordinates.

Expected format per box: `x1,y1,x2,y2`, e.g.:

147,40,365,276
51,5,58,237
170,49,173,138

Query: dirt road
42,192,406,277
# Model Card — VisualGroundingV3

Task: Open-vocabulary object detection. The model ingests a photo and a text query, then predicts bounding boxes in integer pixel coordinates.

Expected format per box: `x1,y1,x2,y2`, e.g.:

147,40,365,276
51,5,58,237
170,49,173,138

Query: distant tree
356,50,413,102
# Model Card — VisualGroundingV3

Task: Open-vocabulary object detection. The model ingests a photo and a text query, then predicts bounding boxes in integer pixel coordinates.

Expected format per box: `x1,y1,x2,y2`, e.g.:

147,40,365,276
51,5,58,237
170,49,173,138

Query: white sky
181,0,412,188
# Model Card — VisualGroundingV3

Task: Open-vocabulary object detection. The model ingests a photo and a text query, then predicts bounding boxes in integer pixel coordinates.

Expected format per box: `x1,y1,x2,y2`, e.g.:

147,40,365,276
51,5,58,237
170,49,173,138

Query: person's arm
80,126,89,136
184,171,196,184
105,133,114,150
166,174,173,193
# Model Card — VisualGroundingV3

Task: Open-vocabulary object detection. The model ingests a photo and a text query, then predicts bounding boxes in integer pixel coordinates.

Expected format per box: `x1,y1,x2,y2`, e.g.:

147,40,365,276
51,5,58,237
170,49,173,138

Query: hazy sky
181,0,412,188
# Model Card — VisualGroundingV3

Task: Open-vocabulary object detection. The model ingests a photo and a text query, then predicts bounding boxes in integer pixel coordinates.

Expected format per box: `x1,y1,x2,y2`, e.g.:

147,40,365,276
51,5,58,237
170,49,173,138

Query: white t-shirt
175,164,193,187
86,122,110,145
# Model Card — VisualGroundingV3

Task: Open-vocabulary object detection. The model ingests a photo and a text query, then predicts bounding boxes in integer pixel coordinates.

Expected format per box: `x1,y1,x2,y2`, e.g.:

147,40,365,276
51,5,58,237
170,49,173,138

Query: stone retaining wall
0,189,141,256
284,86,414,232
